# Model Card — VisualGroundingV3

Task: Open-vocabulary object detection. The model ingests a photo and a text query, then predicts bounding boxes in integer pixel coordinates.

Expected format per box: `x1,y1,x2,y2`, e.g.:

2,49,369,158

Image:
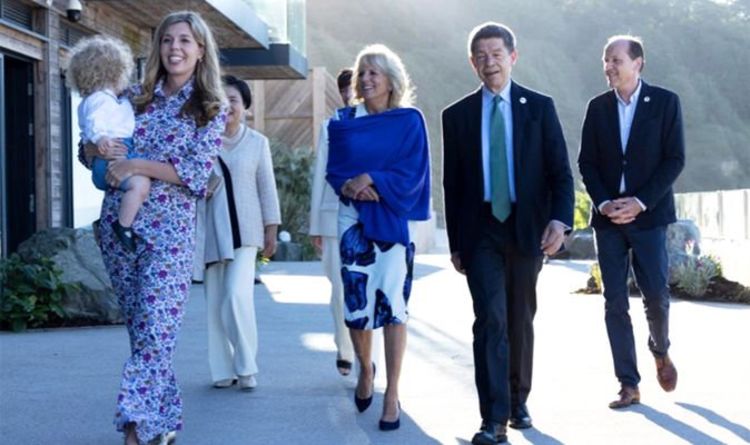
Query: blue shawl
326,107,431,245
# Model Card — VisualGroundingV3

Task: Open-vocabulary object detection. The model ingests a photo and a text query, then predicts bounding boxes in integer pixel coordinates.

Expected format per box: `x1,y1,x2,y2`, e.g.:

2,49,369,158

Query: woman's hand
342,173,375,200
310,235,322,255
87,139,127,161
262,225,278,259
106,159,138,188
96,137,128,160
355,185,380,202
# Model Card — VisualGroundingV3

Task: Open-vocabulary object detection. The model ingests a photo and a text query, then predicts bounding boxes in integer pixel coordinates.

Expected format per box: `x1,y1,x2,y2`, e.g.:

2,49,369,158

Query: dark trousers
465,207,543,423
595,224,671,388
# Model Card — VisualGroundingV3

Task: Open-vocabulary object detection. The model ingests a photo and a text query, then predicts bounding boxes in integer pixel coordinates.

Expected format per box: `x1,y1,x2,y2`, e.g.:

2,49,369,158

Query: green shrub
673,255,721,298
588,262,602,292
271,142,317,260
0,254,76,332
574,189,592,230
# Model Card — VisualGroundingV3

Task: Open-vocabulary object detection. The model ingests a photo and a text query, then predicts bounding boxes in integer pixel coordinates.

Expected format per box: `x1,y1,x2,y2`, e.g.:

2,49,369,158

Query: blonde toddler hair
66,35,134,96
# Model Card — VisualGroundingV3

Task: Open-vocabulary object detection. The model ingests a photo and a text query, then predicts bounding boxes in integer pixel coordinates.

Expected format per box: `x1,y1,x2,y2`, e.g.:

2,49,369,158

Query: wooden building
249,66,343,151
0,0,308,257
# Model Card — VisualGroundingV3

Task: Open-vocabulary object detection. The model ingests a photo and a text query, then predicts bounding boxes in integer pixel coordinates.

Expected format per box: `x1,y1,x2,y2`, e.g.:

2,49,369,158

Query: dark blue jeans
595,224,671,388
91,137,135,191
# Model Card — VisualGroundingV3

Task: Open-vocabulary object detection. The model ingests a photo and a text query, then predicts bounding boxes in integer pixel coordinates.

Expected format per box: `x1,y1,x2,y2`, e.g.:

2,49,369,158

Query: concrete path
1,252,749,444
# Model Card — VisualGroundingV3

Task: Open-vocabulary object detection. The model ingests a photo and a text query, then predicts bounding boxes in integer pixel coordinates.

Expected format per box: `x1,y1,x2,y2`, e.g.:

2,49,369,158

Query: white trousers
322,235,354,362
204,246,258,381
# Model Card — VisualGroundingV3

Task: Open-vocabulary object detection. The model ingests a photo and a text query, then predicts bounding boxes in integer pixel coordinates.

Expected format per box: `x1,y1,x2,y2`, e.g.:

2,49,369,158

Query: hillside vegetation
307,0,750,211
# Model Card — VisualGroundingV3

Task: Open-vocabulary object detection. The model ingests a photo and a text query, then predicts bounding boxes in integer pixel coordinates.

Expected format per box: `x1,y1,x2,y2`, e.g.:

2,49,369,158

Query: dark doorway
1,53,35,255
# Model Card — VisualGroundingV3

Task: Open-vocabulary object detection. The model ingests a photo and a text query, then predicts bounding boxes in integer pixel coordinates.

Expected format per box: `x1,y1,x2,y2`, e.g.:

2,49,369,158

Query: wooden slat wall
248,67,343,150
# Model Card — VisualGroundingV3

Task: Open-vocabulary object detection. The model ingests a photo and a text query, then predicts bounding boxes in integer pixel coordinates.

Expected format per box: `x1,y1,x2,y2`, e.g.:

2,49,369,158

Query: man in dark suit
442,22,574,445
578,35,685,409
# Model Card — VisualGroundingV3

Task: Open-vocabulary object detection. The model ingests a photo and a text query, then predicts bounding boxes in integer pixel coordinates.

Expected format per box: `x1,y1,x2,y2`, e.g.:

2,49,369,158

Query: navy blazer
442,82,574,261
578,81,685,230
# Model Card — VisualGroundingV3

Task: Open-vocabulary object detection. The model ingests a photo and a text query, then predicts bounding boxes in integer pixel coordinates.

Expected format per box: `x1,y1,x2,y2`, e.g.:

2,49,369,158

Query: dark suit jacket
442,82,574,263
578,81,685,230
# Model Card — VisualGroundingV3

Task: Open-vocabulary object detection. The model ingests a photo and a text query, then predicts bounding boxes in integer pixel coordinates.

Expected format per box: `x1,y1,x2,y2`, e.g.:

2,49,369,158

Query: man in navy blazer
442,22,574,445
578,35,685,409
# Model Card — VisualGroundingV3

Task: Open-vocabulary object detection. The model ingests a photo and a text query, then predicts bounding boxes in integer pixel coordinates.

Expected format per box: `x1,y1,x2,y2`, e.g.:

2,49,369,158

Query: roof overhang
221,43,308,80
85,0,269,49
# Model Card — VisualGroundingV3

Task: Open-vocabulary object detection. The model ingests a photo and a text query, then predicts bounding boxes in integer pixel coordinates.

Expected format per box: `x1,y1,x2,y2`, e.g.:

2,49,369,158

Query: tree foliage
308,0,750,213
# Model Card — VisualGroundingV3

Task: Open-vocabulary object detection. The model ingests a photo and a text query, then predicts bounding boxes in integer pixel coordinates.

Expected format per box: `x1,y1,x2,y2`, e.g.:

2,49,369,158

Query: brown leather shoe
655,354,678,392
609,385,640,409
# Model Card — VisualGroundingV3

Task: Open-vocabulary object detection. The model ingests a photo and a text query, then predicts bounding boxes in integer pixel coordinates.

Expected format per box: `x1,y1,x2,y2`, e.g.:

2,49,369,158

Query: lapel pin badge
644,96,651,103
519,97,527,104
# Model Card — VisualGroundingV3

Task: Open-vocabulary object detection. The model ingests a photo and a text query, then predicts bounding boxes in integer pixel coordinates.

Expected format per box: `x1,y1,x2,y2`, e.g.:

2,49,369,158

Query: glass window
69,91,104,228
245,0,306,55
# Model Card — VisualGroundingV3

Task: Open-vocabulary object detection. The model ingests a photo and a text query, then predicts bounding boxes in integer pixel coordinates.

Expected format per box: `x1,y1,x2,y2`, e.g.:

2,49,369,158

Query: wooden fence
247,67,343,150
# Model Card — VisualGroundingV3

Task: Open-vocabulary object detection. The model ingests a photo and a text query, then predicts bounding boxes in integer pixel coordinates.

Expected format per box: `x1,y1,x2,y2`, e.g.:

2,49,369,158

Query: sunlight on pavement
300,332,338,352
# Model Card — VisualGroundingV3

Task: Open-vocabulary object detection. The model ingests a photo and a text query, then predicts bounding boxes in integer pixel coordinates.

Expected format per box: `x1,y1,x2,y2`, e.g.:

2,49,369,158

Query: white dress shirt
77,89,135,143
308,104,368,237
598,80,647,212
616,79,642,194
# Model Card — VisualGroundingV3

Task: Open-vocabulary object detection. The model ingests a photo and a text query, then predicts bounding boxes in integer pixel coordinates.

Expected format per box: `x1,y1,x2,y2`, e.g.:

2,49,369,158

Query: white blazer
309,104,368,237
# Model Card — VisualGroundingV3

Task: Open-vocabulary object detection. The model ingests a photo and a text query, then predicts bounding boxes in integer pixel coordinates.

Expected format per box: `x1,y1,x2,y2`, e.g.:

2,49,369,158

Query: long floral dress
87,79,225,443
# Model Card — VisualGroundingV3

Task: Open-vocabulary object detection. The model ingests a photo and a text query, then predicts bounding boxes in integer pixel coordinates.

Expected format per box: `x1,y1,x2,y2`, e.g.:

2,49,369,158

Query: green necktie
490,95,511,222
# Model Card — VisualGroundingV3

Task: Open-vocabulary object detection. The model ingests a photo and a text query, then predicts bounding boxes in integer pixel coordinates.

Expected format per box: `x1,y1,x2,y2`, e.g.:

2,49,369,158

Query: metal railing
243,0,306,55
675,189,750,240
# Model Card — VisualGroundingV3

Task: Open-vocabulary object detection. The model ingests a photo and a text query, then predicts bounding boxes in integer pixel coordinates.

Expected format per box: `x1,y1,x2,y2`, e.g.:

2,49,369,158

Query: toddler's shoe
112,221,137,253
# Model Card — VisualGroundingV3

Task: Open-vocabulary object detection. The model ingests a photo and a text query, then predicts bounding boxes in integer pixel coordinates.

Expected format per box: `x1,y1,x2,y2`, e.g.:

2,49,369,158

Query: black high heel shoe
379,401,401,431
354,362,376,413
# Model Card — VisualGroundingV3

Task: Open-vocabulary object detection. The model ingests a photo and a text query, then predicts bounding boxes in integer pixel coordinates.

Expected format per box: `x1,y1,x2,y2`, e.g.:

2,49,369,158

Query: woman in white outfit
309,69,356,376
203,75,281,390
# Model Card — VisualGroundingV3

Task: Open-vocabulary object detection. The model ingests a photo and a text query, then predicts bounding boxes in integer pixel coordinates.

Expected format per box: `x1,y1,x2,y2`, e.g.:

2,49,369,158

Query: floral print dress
90,79,224,443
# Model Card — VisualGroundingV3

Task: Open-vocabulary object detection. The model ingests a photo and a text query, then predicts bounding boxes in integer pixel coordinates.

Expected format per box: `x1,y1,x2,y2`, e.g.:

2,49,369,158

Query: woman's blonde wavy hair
352,44,415,109
66,35,134,97
132,11,225,127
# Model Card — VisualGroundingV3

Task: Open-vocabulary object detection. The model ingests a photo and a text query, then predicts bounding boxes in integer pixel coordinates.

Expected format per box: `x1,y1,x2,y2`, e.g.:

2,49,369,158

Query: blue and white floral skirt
338,202,416,330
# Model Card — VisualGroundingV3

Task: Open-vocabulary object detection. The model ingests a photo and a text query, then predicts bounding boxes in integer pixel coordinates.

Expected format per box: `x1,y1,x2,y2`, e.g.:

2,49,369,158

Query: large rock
667,219,702,285
563,228,596,259
17,227,121,324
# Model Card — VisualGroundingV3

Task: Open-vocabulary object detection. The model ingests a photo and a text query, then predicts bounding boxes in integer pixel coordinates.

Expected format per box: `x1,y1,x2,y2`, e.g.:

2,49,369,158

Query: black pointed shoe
379,401,401,431
354,362,376,412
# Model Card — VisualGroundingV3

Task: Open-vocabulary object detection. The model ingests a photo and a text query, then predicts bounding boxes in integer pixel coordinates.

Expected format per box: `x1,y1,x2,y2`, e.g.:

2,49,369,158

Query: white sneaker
238,375,257,391
212,378,236,388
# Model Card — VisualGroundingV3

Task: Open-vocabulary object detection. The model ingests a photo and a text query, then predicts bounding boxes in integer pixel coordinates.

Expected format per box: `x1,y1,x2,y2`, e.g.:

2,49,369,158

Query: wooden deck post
251,79,265,133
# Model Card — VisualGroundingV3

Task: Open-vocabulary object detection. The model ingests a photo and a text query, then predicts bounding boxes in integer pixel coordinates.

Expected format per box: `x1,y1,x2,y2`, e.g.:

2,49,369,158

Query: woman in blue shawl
326,44,431,431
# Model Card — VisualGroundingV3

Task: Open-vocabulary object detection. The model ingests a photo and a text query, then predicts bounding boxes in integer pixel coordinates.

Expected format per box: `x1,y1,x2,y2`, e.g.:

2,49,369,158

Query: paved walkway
1,251,749,444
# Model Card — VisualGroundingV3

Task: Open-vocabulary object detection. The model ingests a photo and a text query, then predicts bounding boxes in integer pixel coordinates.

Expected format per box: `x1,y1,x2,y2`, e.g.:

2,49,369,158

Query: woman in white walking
309,69,357,377
201,74,280,390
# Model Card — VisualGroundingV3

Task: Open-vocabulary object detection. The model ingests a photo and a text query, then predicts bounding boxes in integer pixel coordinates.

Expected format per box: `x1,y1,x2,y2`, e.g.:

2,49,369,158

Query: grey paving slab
1,252,749,444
